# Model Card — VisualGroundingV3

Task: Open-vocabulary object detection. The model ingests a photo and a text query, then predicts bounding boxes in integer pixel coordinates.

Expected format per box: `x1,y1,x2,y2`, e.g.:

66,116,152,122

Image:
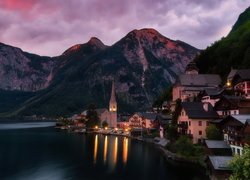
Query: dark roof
181,102,219,119
203,88,224,96
214,95,250,110
231,115,250,124
208,156,232,170
137,112,158,121
177,74,221,87
228,69,250,83
205,140,231,149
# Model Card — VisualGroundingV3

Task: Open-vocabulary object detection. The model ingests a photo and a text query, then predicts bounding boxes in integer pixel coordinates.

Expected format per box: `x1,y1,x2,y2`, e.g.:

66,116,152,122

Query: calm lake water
0,122,207,180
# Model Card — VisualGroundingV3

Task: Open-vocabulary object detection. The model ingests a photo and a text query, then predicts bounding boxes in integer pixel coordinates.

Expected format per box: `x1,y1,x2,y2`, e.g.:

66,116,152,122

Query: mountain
0,28,199,117
0,42,58,91
195,7,250,78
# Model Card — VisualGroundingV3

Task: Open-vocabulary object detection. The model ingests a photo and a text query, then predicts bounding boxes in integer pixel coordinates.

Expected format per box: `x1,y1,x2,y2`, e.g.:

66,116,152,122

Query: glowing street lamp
95,125,98,129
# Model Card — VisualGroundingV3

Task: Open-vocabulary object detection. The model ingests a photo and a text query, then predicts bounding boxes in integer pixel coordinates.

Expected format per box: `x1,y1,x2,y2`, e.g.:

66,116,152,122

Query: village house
205,140,232,156
214,95,250,117
207,156,232,180
219,114,250,155
128,112,157,129
177,102,219,143
172,62,222,102
226,69,250,99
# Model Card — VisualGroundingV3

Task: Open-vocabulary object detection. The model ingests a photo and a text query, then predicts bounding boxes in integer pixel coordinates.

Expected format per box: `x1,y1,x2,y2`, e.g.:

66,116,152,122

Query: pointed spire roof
110,80,116,103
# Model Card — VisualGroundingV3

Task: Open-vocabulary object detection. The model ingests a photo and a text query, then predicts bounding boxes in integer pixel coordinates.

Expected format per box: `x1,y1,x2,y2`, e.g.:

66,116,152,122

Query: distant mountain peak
87,37,106,49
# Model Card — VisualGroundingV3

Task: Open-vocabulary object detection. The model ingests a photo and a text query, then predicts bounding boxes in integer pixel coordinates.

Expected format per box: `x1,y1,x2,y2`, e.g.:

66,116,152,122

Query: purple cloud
0,0,249,56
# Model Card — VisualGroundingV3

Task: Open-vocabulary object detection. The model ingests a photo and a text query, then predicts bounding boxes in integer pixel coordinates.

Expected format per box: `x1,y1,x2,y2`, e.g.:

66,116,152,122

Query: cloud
0,0,249,56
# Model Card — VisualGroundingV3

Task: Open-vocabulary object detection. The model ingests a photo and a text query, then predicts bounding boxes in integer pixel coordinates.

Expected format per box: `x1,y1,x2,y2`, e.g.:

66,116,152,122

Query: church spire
109,80,117,112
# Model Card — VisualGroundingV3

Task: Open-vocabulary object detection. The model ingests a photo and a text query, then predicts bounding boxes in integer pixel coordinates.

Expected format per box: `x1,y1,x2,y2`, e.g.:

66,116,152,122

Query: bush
206,124,222,140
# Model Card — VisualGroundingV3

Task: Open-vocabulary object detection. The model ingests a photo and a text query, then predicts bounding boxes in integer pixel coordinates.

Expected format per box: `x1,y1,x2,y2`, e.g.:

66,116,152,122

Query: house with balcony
220,114,250,155
177,102,219,143
226,69,250,98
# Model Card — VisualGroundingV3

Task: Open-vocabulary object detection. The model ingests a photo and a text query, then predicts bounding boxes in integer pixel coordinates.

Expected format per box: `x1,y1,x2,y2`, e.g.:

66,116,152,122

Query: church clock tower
109,81,117,127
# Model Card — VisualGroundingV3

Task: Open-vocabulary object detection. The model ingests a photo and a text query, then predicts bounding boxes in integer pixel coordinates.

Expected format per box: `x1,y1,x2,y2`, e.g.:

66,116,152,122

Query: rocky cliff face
0,28,199,116
0,43,57,91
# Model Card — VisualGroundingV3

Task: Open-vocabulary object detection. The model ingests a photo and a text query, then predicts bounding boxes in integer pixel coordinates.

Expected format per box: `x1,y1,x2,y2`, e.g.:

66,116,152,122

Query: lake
0,122,207,180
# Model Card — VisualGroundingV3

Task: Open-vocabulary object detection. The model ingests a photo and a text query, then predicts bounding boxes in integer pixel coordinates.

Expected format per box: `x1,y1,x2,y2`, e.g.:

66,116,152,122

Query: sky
0,0,249,56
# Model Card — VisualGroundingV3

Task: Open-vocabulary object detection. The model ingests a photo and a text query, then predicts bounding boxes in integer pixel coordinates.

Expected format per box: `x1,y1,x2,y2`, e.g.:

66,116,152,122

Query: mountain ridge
0,28,199,116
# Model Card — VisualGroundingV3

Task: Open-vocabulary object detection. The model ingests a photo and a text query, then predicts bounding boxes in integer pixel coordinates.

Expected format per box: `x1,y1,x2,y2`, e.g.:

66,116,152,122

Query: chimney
203,102,209,112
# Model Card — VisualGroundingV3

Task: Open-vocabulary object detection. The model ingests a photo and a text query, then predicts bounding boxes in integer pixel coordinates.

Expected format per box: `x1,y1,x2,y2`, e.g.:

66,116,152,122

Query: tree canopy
229,146,250,180
85,104,100,128
205,124,222,140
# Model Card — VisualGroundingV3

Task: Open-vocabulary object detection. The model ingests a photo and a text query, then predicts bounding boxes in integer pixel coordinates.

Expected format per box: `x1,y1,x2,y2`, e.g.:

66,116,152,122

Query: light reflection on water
93,135,128,169
0,125,208,180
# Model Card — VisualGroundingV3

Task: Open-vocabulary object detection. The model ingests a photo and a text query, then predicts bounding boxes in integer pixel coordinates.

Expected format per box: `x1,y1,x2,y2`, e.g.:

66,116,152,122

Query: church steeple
109,81,117,112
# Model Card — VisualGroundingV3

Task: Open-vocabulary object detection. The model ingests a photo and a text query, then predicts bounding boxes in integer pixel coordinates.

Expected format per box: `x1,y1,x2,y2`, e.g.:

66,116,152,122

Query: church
95,81,117,128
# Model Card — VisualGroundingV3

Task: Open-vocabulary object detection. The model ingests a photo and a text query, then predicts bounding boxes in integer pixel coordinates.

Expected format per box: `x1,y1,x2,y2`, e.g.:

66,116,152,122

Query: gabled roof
176,74,221,87
214,95,250,110
208,156,232,170
136,112,158,121
181,102,219,119
203,88,224,96
231,114,250,124
228,69,250,80
205,140,231,149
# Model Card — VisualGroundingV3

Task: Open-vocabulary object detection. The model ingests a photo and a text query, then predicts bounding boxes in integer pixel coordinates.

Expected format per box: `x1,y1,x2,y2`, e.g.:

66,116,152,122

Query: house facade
220,115,250,155
214,95,250,117
128,112,157,129
172,62,222,102
177,102,219,143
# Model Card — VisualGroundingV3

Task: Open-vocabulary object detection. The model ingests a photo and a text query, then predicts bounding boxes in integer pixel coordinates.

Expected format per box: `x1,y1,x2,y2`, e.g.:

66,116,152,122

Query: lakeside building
128,112,158,129
172,62,222,102
177,102,219,143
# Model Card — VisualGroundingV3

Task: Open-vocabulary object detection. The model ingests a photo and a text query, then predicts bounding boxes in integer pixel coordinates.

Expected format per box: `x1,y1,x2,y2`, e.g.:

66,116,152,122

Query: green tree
173,136,195,157
102,120,108,128
85,104,100,128
205,124,222,140
165,124,178,142
229,146,250,180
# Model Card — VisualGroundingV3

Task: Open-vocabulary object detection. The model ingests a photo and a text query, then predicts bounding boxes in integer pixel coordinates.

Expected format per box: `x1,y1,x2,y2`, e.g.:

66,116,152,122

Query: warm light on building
95,125,98,129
